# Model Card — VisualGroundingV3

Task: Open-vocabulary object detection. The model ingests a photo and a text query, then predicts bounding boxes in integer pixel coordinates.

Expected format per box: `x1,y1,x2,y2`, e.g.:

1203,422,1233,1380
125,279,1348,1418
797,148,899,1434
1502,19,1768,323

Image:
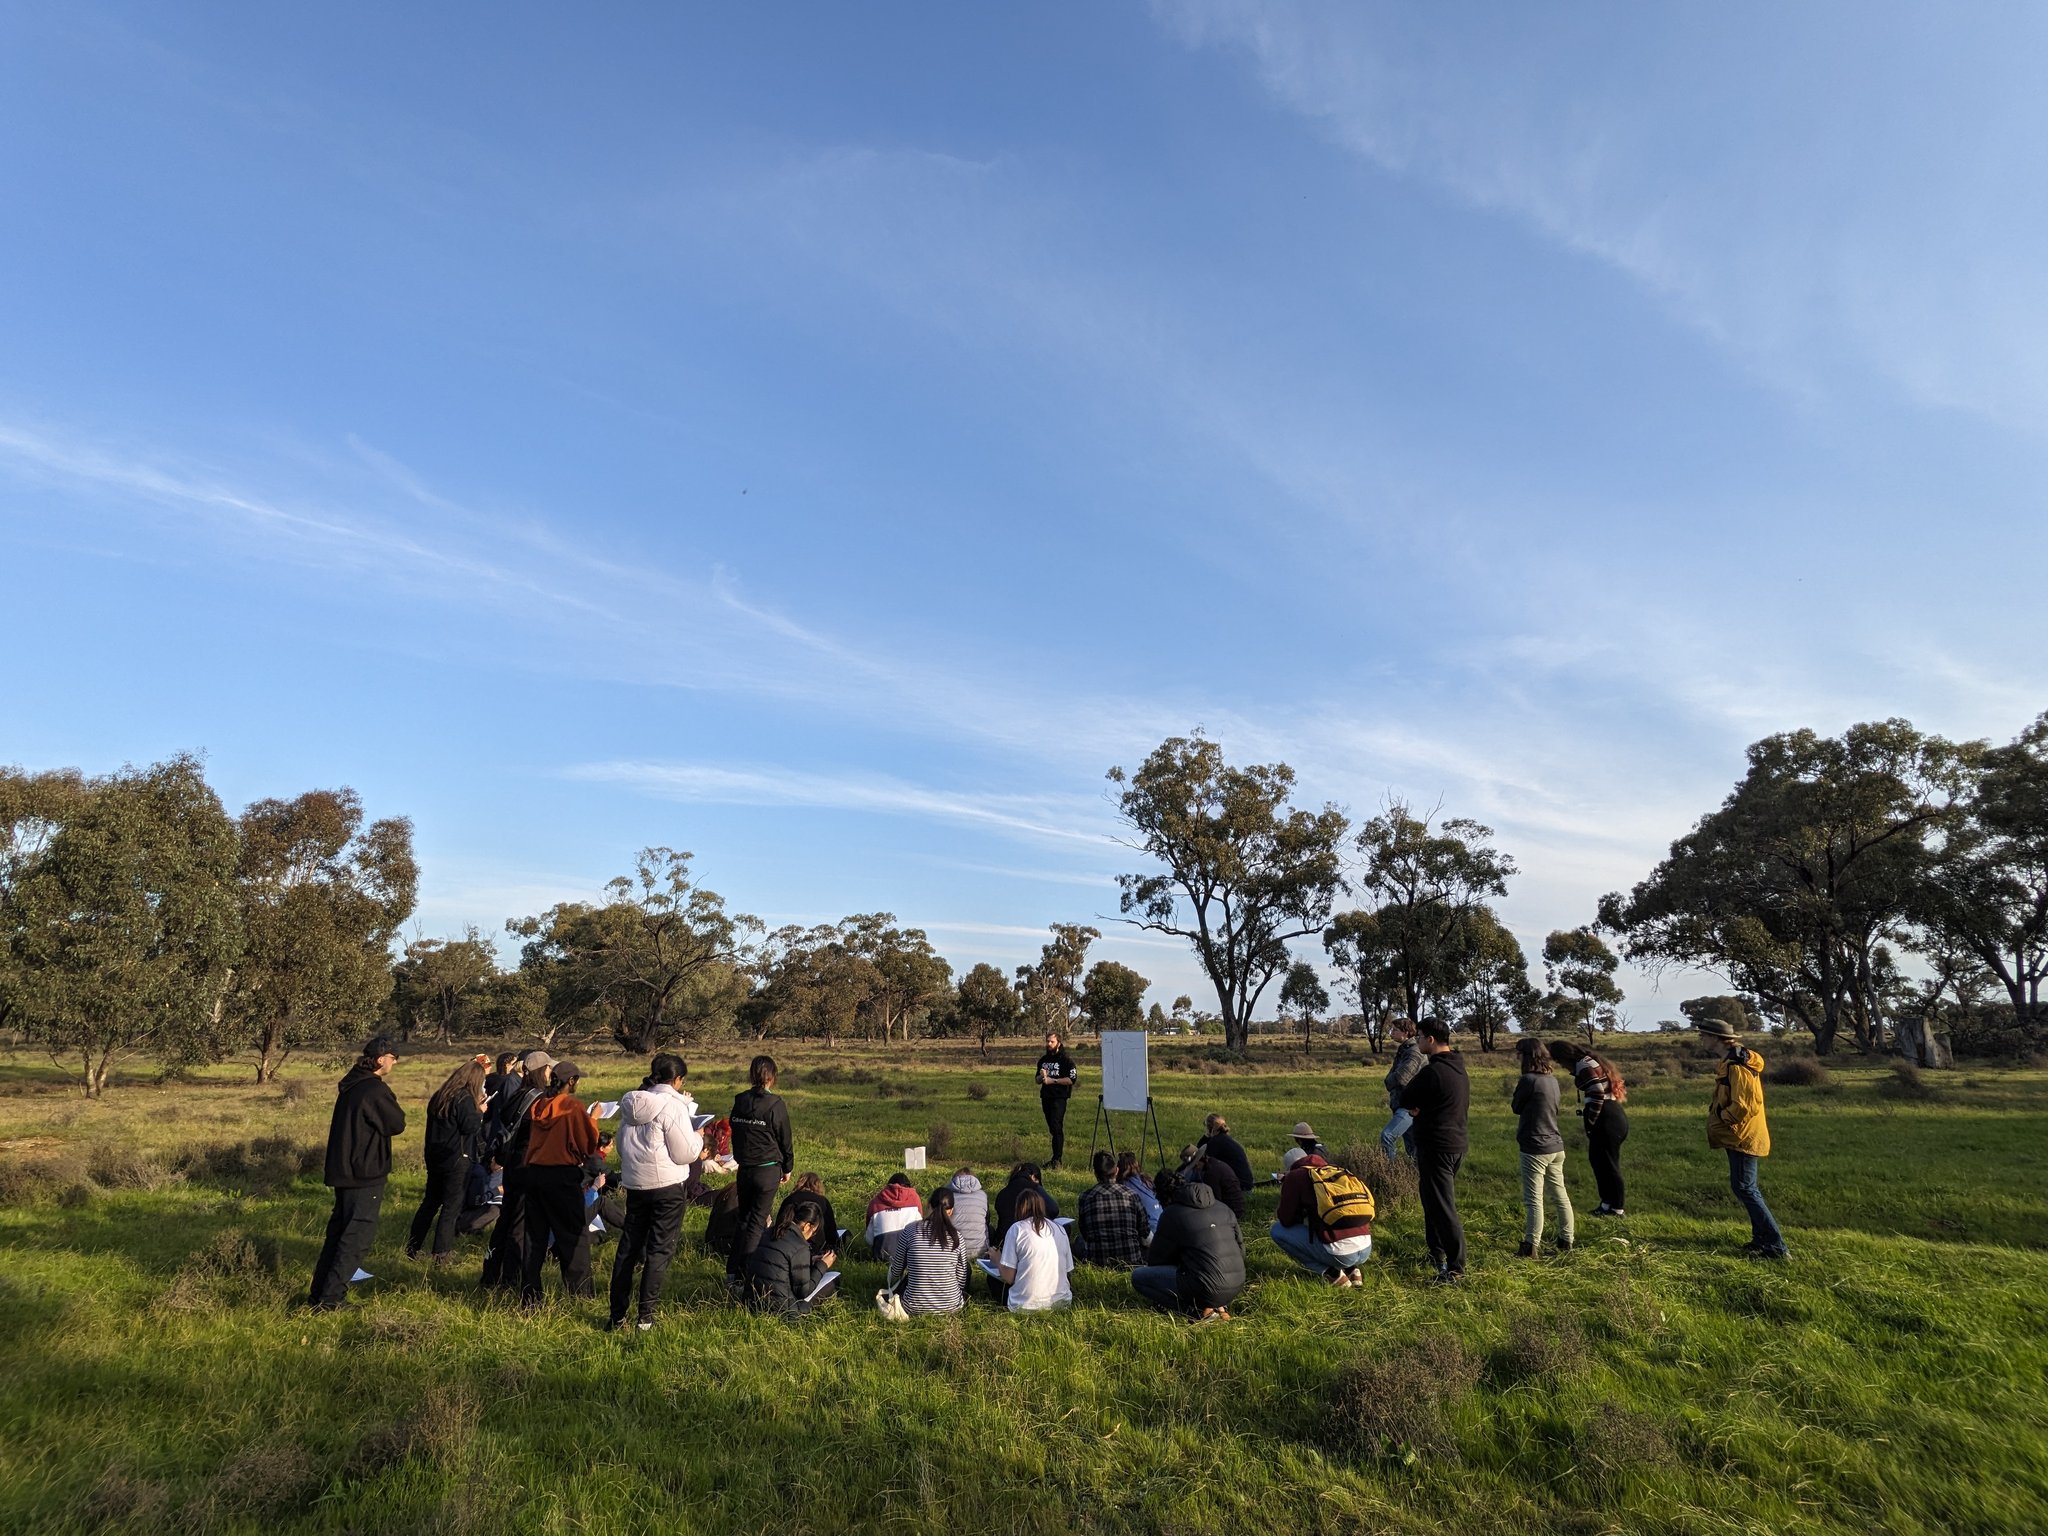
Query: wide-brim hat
1694,1019,1740,1040
1291,1120,1317,1139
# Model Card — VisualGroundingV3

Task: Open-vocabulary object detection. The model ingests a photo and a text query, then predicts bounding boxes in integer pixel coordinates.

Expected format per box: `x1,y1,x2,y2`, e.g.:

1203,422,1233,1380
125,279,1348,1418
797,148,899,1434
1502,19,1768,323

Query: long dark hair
1014,1187,1050,1235
428,1060,487,1118
1517,1038,1554,1074
920,1187,960,1251
749,1054,778,1091
774,1196,822,1239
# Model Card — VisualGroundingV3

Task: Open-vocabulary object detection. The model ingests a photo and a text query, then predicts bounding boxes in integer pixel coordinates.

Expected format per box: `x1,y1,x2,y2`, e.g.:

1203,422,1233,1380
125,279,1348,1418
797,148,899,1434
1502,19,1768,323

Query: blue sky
6,2,2048,1021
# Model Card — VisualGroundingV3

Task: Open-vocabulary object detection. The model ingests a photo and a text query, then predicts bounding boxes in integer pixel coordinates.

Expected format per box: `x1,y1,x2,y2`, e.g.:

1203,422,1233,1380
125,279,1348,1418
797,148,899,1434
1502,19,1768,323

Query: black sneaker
1556,1240,1574,1254
1433,1269,1463,1286
1515,1241,1536,1259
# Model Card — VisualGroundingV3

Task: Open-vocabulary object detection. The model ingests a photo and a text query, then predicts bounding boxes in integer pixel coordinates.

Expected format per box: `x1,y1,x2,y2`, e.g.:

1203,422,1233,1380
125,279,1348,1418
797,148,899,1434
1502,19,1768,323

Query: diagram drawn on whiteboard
1099,1031,1149,1112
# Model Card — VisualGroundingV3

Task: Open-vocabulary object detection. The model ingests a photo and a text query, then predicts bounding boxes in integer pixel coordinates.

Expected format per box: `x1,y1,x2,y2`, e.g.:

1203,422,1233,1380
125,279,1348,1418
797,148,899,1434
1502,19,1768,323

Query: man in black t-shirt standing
1035,1032,1078,1169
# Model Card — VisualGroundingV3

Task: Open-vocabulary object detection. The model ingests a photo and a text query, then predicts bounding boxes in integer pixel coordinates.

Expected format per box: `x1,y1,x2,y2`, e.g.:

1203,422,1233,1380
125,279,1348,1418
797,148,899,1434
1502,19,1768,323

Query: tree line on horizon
4,711,2046,1093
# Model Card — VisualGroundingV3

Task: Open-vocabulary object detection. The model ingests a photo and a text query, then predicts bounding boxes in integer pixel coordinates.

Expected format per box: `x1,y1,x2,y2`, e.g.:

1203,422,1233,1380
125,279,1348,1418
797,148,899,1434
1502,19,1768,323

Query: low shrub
966,1083,990,1102
926,1121,955,1161
280,1079,308,1104
1767,1058,1831,1087
348,1380,482,1476
1319,1330,1482,1460
1488,1312,1589,1386
86,1143,181,1190
1335,1141,1417,1215
176,1137,320,1195
1881,1060,1937,1100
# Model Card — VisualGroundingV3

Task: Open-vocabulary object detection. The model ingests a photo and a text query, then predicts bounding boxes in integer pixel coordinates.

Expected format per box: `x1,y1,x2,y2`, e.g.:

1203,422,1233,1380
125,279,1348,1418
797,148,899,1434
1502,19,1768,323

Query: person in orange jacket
1698,1018,1788,1260
516,1060,603,1305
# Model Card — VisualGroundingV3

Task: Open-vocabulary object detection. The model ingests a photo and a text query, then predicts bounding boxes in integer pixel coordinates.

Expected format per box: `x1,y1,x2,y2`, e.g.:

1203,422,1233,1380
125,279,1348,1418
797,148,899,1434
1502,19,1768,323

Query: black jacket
424,1096,483,1164
1147,1182,1245,1312
745,1226,824,1316
1199,1131,1254,1192
1187,1156,1246,1220
323,1066,406,1189
1400,1050,1471,1155
994,1177,1060,1239
777,1191,840,1257
487,1078,543,1165
729,1088,794,1175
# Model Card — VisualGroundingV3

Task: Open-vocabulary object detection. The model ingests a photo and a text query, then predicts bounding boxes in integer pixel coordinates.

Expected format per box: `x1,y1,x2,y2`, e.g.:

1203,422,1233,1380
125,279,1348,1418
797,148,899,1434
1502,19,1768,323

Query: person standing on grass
1133,1169,1246,1321
1268,1140,1374,1286
1198,1114,1255,1192
1550,1039,1630,1217
726,1055,794,1292
1697,1018,1789,1260
1510,1038,1574,1258
1077,1150,1150,1268
1381,1018,1425,1160
517,1060,602,1307
406,1059,487,1264
1399,1017,1471,1283
883,1186,970,1316
998,1187,1075,1311
483,1051,521,1105
608,1053,705,1333
480,1051,552,1290
1035,1031,1079,1169
308,1035,406,1311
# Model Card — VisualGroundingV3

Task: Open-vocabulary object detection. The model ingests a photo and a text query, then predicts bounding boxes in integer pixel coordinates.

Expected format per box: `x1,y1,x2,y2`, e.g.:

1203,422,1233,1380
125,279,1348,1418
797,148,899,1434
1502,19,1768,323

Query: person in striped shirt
882,1186,969,1316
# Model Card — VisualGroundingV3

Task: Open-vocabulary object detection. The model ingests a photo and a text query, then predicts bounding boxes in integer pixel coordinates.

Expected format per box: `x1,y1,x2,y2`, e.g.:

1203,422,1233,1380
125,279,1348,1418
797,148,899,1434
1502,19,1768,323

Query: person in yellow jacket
1698,1018,1788,1260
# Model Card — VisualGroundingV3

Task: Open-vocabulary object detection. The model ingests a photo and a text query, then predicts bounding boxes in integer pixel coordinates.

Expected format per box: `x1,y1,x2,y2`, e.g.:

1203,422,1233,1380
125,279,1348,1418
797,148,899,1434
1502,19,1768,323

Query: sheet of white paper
904,1145,927,1170
349,1268,373,1282
836,1227,849,1244
690,1114,713,1129
803,1270,842,1304
593,1101,621,1120
1100,1030,1149,1111
1054,1216,1074,1227
588,1215,605,1233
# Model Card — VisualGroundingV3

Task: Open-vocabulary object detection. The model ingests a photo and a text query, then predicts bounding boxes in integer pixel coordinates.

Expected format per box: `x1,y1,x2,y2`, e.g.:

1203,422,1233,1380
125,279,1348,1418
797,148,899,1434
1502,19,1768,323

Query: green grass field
2,1037,2045,1535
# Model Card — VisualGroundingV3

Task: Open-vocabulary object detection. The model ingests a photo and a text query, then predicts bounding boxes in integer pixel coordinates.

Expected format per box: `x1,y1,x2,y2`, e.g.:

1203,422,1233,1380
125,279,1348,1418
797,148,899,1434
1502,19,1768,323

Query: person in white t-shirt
997,1187,1073,1311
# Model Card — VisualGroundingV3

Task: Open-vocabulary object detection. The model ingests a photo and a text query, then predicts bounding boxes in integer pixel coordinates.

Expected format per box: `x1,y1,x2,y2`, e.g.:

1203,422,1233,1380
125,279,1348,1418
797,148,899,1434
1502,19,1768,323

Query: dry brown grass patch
1319,1329,1482,1460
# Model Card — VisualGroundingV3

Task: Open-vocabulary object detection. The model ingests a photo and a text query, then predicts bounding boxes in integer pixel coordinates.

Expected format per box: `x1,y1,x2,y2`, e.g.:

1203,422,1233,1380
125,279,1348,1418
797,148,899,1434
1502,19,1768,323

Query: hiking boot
1516,1241,1537,1259
1556,1239,1574,1255
1747,1245,1790,1262
1433,1269,1463,1286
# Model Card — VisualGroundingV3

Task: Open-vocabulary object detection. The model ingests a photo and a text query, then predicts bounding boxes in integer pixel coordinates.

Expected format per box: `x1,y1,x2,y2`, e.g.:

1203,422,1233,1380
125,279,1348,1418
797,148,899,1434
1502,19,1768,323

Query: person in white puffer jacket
607,1053,706,1331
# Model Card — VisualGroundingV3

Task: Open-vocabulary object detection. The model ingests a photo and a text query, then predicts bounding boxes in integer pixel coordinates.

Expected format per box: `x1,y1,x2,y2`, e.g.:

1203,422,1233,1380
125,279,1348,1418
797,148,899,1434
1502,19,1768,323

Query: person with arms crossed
1399,1017,1471,1283
1380,1018,1424,1159
308,1035,406,1311
1035,1031,1078,1168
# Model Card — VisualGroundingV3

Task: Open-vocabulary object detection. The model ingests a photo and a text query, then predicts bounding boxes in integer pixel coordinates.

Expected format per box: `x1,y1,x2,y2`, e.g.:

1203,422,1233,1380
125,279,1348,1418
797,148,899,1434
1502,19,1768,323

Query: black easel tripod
1089,1094,1167,1174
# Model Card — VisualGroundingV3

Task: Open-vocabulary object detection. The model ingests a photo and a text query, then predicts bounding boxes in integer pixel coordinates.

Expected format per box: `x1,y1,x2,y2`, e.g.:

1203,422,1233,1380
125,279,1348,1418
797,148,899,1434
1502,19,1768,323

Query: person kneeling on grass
1132,1170,1245,1322
746,1197,834,1316
1698,1017,1789,1260
998,1188,1074,1312
1269,1144,1374,1287
884,1186,969,1316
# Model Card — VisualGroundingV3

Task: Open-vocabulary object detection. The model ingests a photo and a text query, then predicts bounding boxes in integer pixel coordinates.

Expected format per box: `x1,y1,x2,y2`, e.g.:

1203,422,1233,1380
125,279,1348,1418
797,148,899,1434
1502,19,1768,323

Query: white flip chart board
1100,1030,1149,1112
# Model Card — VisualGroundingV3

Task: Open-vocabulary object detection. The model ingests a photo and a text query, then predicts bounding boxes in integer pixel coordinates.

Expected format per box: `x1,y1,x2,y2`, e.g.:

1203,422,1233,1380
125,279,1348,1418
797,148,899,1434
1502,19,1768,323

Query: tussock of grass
1320,1329,1484,1459
1768,1057,1832,1087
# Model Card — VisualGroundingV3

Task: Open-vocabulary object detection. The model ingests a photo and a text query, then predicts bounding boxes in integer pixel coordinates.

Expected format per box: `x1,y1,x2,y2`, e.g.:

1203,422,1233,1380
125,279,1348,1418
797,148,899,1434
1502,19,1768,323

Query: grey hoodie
946,1172,991,1253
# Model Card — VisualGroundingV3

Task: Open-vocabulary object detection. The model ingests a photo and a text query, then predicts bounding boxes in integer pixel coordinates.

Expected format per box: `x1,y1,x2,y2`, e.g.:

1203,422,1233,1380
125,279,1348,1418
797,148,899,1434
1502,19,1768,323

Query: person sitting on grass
746,1197,834,1316
945,1167,991,1261
993,1163,1059,1244
1178,1142,1246,1221
864,1173,924,1256
997,1187,1074,1312
1197,1114,1255,1192
1114,1152,1162,1232
1132,1169,1245,1322
702,1182,742,1260
884,1186,970,1316
1269,1141,1374,1288
1076,1151,1150,1269
1698,1017,1789,1260
1510,1037,1574,1258
458,1157,503,1236
778,1172,842,1262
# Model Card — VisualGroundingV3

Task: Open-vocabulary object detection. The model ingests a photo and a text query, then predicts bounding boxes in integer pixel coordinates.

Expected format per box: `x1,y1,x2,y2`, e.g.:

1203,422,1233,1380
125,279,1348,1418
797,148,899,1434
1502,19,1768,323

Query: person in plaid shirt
1077,1150,1151,1269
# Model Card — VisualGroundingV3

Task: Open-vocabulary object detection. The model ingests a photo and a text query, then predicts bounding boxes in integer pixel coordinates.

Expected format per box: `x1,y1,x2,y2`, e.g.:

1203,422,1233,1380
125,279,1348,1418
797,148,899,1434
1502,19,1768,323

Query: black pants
727,1164,783,1280
520,1166,593,1304
610,1184,687,1324
1041,1090,1069,1164
1416,1147,1467,1276
309,1181,385,1307
482,1167,526,1288
1586,1105,1629,1210
407,1155,470,1259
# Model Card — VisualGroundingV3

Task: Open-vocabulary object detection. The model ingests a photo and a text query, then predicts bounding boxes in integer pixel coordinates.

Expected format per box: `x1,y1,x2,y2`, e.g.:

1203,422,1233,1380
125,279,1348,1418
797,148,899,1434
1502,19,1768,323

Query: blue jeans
1380,1105,1417,1160
1269,1220,1369,1276
1131,1265,1180,1312
1727,1152,1786,1253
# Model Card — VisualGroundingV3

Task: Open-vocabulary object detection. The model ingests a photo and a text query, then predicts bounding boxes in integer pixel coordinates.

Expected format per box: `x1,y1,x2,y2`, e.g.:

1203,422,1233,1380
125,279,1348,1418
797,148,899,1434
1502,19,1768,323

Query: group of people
305,1017,1790,1320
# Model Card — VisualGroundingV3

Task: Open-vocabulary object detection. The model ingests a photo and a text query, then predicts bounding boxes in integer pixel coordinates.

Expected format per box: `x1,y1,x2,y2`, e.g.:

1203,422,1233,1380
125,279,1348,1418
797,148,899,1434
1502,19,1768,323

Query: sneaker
307,1298,359,1313
1433,1269,1464,1286
1748,1246,1790,1262
1516,1241,1537,1259
1556,1240,1574,1254
1327,1269,1353,1288
1344,1268,1363,1285
1590,1205,1614,1218
636,1321,655,1332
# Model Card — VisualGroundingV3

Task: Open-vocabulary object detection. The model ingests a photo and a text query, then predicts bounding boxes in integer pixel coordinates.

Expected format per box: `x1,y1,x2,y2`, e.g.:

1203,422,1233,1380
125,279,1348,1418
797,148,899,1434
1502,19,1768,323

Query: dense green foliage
3,1040,2044,1534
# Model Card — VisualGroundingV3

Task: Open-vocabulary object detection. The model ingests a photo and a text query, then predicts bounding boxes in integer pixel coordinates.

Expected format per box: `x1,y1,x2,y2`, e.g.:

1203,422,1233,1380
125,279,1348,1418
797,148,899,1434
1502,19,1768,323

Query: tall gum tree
1108,734,1347,1053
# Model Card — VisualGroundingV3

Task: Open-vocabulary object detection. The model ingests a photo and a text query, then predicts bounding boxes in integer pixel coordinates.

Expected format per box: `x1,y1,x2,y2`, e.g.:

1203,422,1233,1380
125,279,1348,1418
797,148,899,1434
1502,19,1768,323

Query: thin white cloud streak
561,760,1118,849
1155,0,2048,434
